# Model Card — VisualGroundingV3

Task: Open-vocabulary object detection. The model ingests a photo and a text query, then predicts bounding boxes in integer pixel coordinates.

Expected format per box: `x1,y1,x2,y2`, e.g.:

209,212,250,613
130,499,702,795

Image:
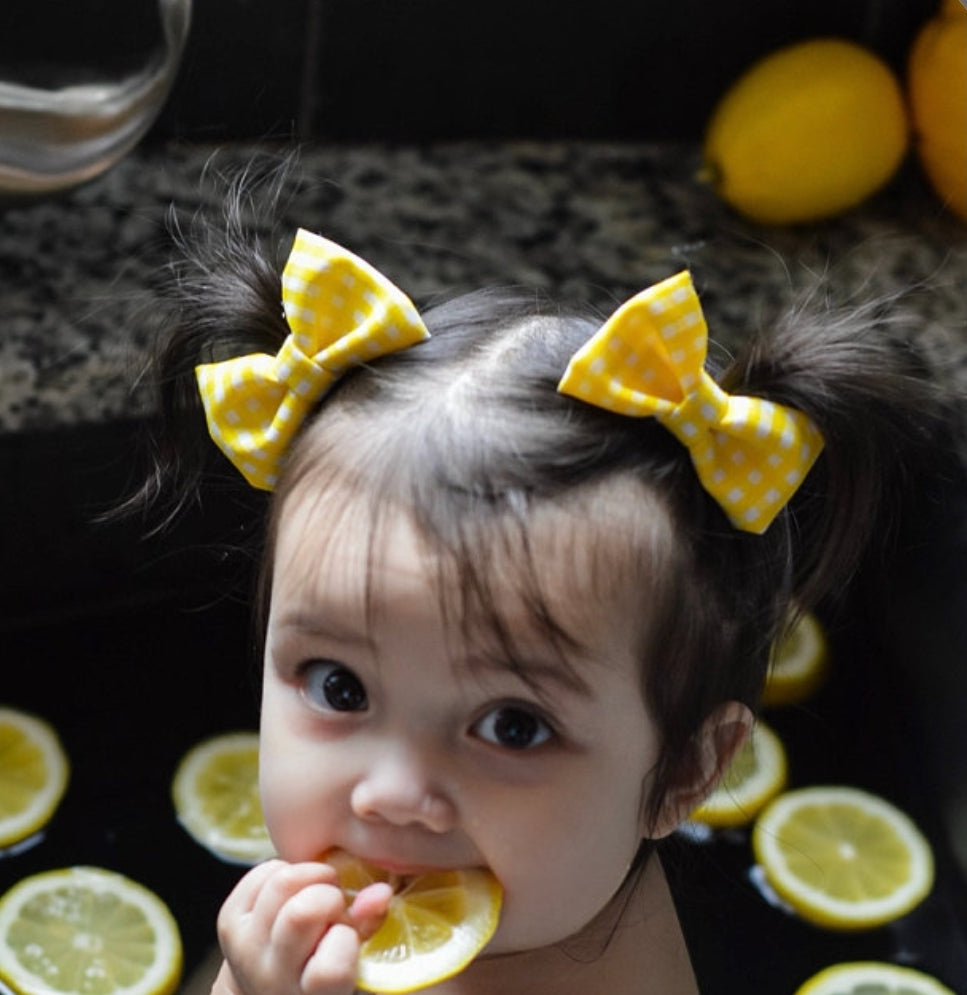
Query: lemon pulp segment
753,787,934,930
171,732,275,865
326,850,502,994
0,708,70,849
0,867,182,995
794,960,956,995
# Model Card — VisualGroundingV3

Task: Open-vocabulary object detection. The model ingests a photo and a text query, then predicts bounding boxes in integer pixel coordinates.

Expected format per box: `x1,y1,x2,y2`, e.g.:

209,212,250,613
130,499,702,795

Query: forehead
269,475,671,662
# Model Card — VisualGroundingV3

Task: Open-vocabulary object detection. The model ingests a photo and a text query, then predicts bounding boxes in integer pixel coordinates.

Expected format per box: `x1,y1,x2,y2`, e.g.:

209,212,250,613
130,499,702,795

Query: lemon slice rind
690,720,788,828
753,786,935,931
0,707,70,850
327,851,502,994
0,866,183,995
171,732,275,865
794,960,956,995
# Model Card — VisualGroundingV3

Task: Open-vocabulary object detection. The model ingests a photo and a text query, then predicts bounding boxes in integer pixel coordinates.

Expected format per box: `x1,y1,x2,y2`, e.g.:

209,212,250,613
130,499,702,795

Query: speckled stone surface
0,140,964,432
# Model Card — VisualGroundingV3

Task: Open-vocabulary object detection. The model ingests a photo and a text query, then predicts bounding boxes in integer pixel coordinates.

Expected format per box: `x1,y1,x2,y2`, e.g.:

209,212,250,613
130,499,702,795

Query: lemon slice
690,720,788,828
762,611,829,708
171,732,275,865
0,866,182,995
327,849,502,994
794,961,956,995
0,707,70,850
753,786,934,930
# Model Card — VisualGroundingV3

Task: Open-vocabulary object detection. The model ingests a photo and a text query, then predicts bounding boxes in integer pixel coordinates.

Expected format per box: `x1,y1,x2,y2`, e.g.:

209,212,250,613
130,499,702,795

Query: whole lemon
907,0,966,221
701,38,909,224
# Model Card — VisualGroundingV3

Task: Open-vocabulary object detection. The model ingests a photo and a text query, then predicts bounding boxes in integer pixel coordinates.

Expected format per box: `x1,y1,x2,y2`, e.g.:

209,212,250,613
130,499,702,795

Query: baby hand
213,859,393,995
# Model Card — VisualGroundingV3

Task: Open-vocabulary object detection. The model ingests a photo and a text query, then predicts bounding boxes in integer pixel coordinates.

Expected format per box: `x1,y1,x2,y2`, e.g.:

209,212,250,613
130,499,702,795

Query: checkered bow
557,271,823,534
195,229,430,490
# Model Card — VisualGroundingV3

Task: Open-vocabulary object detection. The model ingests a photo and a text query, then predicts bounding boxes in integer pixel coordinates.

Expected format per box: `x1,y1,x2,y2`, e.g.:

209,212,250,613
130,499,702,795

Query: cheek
483,766,648,951
258,747,298,854
258,695,342,861
260,744,348,861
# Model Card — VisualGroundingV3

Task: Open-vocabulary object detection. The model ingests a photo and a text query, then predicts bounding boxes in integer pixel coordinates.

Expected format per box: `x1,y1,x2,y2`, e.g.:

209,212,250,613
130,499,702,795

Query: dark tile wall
298,0,939,141
0,421,264,629
1,0,941,143
0,0,163,81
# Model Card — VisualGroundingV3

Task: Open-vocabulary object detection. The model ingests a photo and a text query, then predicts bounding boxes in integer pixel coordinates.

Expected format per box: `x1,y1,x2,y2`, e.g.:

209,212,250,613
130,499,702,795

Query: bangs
266,441,674,701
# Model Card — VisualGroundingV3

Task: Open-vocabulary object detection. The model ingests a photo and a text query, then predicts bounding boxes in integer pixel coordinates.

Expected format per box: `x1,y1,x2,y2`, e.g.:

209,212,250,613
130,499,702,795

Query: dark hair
138,172,952,831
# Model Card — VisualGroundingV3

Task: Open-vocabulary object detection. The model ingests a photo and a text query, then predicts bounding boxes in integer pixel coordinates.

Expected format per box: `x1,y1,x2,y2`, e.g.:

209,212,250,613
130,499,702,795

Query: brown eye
303,662,368,712
474,706,553,750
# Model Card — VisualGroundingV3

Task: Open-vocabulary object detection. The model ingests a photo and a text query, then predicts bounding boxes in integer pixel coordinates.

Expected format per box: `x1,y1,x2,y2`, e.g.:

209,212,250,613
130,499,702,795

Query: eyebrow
465,647,593,699
272,611,377,650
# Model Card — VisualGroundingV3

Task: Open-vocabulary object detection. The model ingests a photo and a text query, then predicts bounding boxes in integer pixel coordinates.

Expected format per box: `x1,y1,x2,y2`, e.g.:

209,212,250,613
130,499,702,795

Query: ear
646,702,754,839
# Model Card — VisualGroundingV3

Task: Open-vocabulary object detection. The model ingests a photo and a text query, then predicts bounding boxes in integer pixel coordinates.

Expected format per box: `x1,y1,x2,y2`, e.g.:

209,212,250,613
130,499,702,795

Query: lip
356,854,455,877
320,847,469,879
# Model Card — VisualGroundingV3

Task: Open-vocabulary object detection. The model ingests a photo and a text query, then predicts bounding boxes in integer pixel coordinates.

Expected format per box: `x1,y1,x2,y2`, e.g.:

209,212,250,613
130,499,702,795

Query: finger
300,923,360,995
270,882,351,967
218,860,287,925
249,863,341,922
347,882,394,942
218,868,352,995
219,862,340,953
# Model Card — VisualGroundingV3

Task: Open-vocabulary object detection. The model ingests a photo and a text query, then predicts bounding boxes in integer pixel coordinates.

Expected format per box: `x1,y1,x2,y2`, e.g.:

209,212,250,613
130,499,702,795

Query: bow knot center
274,334,334,400
663,374,730,443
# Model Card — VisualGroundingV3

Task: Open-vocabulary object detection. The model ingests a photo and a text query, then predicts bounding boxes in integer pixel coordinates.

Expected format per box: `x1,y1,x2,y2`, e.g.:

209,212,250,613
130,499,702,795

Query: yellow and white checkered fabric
195,229,430,490
558,271,823,534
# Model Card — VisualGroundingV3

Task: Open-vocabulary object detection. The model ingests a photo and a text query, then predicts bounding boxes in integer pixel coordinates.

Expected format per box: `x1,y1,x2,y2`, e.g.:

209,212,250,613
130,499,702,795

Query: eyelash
297,660,557,751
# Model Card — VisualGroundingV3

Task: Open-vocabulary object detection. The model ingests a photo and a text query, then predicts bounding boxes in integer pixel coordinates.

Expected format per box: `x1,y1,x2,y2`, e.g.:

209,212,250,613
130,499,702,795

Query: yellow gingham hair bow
557,271,823,534
195,229,430,490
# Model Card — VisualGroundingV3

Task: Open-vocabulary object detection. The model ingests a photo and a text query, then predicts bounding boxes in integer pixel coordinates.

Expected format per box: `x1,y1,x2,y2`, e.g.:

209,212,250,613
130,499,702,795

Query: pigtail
722,285,953,610
120,160,296,526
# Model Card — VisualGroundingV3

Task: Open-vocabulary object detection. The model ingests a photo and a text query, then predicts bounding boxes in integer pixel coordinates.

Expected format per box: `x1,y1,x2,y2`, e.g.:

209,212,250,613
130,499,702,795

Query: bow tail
696,411,824,533
196,356,303,490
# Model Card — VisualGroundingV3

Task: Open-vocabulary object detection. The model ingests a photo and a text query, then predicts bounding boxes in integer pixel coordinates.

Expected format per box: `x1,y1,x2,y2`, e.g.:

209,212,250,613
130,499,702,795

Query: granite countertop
0,140,964,433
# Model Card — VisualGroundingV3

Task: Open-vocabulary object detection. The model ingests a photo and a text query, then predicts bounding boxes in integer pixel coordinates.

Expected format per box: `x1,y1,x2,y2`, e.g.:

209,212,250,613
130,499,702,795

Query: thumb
347,883,394,942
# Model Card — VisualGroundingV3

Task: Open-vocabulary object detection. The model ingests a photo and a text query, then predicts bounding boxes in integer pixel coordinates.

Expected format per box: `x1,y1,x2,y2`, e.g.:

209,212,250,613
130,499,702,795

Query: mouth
320,847,487,891
361,855,449,878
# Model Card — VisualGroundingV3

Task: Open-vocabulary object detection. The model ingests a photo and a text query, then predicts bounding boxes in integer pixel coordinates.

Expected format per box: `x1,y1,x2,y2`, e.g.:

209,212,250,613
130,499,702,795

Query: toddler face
259,485,668,955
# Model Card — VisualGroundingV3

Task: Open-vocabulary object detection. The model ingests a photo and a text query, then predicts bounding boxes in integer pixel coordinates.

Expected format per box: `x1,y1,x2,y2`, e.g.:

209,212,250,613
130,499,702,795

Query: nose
350,740,457,833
